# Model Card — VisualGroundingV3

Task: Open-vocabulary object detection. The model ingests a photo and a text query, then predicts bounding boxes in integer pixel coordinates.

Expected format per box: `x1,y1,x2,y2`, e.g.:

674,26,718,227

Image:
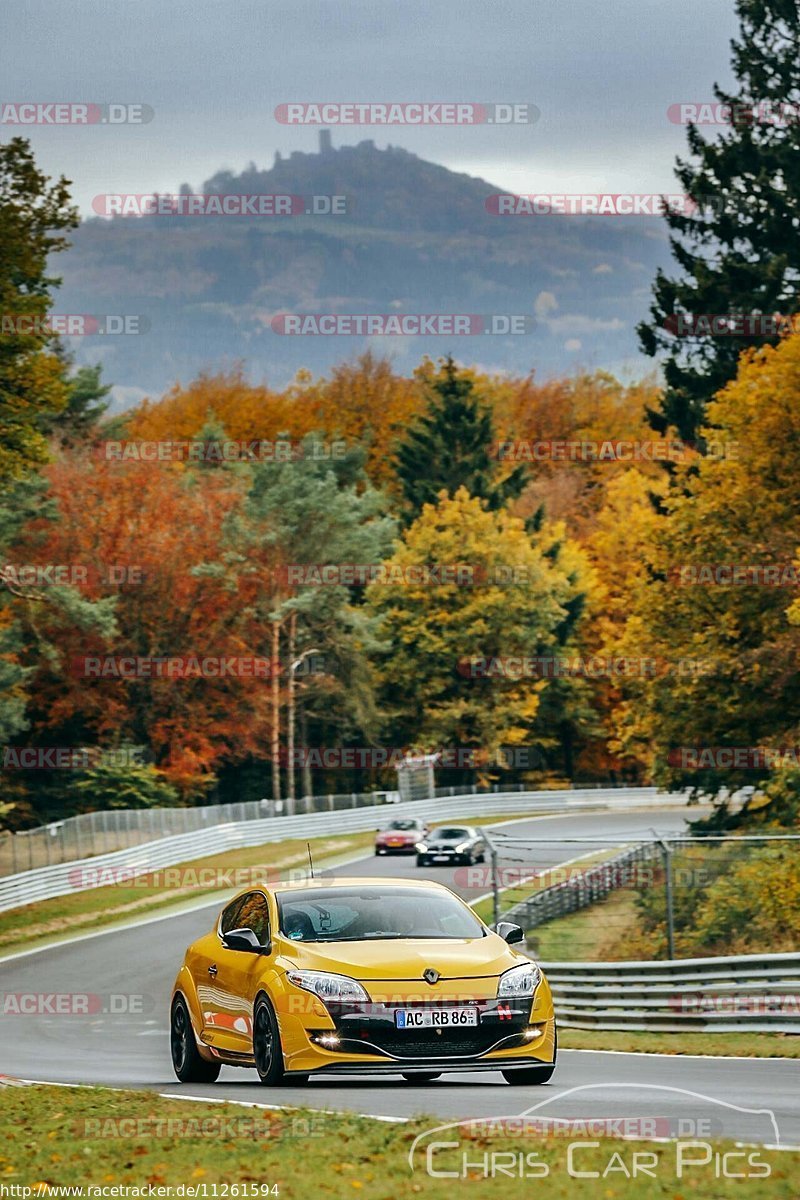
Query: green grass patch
524,886,641,961
559,1027,800,1058
1,1084,796,1198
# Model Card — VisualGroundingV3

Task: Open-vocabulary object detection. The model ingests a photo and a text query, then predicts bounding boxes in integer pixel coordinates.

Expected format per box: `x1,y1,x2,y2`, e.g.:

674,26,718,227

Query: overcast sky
2,0,740,215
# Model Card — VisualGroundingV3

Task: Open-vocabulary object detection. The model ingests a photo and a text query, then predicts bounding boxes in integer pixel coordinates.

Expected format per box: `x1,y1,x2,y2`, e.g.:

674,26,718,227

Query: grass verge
525,887,641,961
1,1084,797,1199
470,847,620,925
559,1027,800,1058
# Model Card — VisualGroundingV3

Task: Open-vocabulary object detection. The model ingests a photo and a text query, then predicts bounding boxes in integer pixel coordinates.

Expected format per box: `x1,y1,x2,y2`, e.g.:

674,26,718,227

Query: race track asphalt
1,804,797,1146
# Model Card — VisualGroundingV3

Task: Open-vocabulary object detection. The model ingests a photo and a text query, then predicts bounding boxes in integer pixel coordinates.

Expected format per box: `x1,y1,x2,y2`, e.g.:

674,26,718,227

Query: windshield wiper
296,932,466,942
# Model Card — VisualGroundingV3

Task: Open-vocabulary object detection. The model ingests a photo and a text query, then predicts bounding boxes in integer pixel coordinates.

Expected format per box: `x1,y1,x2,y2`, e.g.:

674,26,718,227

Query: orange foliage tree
11,454,273,796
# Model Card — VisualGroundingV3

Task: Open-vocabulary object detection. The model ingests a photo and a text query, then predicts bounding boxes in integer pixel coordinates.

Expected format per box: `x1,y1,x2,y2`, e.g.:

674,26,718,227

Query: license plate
395,1007,478,1029
433,854,450,861
388,840,403,846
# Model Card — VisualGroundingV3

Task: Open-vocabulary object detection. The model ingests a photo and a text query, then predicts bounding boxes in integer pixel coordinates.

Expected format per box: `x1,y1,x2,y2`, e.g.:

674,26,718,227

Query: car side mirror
223,927,267,953
495,921,524,945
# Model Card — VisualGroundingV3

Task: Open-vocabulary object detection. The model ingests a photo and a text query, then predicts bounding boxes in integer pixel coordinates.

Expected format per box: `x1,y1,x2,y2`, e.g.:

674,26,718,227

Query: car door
204,891,272,1054
195,894,244,1044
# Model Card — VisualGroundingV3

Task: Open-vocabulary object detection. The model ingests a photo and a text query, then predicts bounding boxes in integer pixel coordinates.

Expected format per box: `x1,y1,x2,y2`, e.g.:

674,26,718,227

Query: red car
375,817,430,855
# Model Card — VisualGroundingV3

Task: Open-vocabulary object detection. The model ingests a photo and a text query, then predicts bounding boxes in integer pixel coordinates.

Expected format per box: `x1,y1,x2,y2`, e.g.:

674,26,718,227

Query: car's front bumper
279,996,555,1076
291,1053,556,1077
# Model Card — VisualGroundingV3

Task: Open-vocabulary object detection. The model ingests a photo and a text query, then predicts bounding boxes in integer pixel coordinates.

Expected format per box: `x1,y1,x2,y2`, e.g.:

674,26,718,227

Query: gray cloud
1,0,739,213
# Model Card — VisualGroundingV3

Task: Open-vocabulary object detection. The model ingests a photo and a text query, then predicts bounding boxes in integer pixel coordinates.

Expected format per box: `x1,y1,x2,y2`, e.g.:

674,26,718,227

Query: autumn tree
604,331,800,805
217,440,396,806
289,352,422,487
365,487,593,779
7,456,253,806
125,368,301,446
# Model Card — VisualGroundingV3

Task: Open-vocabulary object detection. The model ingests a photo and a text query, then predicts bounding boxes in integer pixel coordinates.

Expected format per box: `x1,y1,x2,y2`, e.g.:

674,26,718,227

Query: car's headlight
285,969,369,1004
497,962,541,998
416,842,428,852
455,842,471,852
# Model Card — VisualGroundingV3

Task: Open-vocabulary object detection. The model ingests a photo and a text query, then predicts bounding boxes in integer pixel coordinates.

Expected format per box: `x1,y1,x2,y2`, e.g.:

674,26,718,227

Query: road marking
157,1090,409,1122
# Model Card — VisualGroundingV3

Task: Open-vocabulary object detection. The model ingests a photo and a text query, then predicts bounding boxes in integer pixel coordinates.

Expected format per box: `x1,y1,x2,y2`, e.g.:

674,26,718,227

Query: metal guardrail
499,841,667,928
0,787,679,913
540,952,800,1034
0,780,625,876
0,789,404,876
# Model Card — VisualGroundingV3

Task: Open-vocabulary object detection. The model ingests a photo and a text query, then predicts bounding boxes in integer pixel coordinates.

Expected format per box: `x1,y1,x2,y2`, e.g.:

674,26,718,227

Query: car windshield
385,820,418,831
277,886,485,942
431,828,469,841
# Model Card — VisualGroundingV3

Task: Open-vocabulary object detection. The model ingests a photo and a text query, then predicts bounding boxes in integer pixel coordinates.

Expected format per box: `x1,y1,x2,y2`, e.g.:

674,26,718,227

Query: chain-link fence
480,829,800,962
0,792,390,875
0,780,628,877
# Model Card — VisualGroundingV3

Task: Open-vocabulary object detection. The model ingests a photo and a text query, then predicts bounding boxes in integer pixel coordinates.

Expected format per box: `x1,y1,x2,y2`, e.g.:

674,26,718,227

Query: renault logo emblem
423,968,440,985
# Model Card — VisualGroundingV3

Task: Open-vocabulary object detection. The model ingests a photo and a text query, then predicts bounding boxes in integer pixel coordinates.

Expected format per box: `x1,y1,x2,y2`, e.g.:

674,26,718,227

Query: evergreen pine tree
638,0,800,444
395,357,527,523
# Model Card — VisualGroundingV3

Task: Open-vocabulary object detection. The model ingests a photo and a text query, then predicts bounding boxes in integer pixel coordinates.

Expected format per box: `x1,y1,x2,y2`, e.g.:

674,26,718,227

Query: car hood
276,933,522,981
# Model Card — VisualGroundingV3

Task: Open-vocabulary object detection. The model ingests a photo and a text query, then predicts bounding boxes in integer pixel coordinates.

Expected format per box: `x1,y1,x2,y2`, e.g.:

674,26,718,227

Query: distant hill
58,136,671,405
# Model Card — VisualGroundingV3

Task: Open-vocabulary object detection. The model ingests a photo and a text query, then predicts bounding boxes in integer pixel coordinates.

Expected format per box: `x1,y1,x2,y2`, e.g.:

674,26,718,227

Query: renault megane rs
170,877,556,1086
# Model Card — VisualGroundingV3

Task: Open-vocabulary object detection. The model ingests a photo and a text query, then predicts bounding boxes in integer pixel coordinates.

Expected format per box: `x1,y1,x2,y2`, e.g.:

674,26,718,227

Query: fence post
479,827,501,929
659,838,676,960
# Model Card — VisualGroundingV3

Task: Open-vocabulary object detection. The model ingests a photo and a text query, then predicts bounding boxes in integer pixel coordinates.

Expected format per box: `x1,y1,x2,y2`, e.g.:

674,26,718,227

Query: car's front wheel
253,994,289,1086
502,1029,557,1085
170,995,221,1084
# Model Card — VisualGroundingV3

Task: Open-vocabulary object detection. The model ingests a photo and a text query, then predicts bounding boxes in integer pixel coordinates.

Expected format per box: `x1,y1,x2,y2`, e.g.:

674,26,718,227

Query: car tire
170,995,221,1084
253,994,288,1086
463,850,475,866
502,1028,557,1086
401,1073,441,1083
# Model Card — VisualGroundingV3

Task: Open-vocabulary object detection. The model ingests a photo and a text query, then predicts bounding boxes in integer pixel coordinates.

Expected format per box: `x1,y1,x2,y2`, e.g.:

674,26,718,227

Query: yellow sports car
170,877,556,1086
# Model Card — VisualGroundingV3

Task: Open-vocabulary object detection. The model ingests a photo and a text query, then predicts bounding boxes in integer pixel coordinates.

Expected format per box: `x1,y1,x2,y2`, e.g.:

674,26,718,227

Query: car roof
223,876,456,903
276,876,452,891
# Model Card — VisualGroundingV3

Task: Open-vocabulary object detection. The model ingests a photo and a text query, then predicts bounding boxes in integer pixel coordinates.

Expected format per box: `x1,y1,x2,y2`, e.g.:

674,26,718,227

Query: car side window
219,896,246,936
234,892,271,945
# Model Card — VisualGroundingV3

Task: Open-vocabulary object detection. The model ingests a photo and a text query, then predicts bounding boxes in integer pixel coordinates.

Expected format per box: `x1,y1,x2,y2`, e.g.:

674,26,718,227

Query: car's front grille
336,1024,523,1059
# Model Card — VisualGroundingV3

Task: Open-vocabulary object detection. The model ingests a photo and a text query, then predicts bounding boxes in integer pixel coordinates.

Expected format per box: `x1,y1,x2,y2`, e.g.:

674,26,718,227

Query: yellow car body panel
171,877,556,1079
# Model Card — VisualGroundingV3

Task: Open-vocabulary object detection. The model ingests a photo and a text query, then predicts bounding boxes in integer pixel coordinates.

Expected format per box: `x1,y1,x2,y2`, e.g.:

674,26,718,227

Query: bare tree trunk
299,703,313,800
286,610,297,814
271,619,281,803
